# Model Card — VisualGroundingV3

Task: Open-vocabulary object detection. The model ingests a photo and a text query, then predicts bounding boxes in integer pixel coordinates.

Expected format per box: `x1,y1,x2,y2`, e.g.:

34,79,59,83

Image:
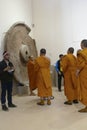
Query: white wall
32,0,87,64
0,0,33,60
1,0,87,64
32,0,59,64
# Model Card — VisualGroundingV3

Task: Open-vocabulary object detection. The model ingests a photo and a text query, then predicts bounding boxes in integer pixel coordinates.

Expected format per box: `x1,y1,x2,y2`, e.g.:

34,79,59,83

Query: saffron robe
27,60,37,91
61,54,78,101
34,56,52,97
77,48,87,105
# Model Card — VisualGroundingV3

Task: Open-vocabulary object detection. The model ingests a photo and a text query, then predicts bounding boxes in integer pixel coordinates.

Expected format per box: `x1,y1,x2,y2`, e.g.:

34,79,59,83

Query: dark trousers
1,81,13,105
58,74,63,91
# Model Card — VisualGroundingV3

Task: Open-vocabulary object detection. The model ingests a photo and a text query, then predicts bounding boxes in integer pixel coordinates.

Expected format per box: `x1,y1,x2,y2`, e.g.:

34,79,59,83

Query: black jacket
0,60,14,82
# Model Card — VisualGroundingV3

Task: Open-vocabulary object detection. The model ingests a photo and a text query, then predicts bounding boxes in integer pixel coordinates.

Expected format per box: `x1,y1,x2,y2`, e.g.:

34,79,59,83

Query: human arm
61,55,69,73
55,61,59,72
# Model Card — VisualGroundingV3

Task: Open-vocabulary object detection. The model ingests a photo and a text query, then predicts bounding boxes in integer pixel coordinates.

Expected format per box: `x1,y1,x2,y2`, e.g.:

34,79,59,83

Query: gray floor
0,87,87,130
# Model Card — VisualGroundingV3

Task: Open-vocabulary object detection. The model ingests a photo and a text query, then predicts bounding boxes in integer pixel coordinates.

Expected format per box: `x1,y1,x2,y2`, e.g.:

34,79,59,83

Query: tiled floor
0,87,87,130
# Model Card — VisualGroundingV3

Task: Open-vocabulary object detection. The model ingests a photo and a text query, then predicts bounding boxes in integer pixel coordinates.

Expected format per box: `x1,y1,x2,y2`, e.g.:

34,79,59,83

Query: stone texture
4,22,38,87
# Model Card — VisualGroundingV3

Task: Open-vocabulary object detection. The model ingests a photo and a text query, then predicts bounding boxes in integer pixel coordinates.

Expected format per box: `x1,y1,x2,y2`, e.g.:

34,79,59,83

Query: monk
76,39,87,112
61,47,78,105
34,48,52,105
27,56,37,96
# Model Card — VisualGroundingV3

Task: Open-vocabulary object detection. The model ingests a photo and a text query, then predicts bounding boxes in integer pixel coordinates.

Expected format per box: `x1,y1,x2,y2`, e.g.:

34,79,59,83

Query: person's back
36,56,51,87
34,48,52,105
76,39,87,112
61,47,78,105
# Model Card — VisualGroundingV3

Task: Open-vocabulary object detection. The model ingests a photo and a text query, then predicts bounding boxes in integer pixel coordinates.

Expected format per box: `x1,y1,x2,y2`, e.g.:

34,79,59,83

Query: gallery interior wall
0,0,87,64
32,0,87,64
0,0,33,60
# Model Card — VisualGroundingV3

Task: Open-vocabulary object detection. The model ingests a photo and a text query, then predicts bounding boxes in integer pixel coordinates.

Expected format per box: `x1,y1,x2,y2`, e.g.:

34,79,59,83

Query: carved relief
4,22,38,86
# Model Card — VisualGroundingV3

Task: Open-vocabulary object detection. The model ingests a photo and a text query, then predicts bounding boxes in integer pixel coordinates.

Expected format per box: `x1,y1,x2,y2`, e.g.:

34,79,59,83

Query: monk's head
81,39,87,49
76,49,81,56
67,47,74,54
59,54,63,60
40,48,46,56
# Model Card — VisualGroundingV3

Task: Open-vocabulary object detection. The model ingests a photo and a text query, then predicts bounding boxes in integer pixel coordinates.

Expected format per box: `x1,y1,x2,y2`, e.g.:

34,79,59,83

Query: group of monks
27,39,87,112
61,39,87,112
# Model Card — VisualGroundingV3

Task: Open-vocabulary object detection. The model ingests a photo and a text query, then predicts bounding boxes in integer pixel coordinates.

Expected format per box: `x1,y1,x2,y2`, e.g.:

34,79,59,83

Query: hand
3,66,10,71
10,66,15,71
58,71,61,75
76,69,80,76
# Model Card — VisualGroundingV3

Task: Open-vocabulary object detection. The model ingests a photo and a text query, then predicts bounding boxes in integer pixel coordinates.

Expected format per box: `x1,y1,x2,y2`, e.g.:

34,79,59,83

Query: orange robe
61,54,78,101
27,60,37,91
34,56,52,97
77,48,87,105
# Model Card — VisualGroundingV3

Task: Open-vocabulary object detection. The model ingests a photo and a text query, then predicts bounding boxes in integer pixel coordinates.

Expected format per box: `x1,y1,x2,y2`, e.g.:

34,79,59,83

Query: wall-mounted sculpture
4,22,38,86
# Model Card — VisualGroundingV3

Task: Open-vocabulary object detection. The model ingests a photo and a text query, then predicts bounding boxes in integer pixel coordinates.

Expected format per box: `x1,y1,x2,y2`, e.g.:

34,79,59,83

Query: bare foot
29,92,36,96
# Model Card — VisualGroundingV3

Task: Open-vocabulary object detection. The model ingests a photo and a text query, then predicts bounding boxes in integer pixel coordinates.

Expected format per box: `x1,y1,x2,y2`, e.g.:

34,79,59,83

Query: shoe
37,100,45,105
8,103,17,107
47,100,51,105
73,100,79,104
59,89,61,92
78,107,87,112
2,105,9,111
64,101,72,105
50,96,54,100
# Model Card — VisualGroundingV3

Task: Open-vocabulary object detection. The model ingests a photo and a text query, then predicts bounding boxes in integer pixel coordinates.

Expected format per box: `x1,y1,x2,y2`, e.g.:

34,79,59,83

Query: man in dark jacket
0,51,16,111
55,54,63,91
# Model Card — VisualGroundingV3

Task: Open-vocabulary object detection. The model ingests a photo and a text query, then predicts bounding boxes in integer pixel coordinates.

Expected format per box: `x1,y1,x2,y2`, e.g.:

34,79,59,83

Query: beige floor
0,87,87,130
